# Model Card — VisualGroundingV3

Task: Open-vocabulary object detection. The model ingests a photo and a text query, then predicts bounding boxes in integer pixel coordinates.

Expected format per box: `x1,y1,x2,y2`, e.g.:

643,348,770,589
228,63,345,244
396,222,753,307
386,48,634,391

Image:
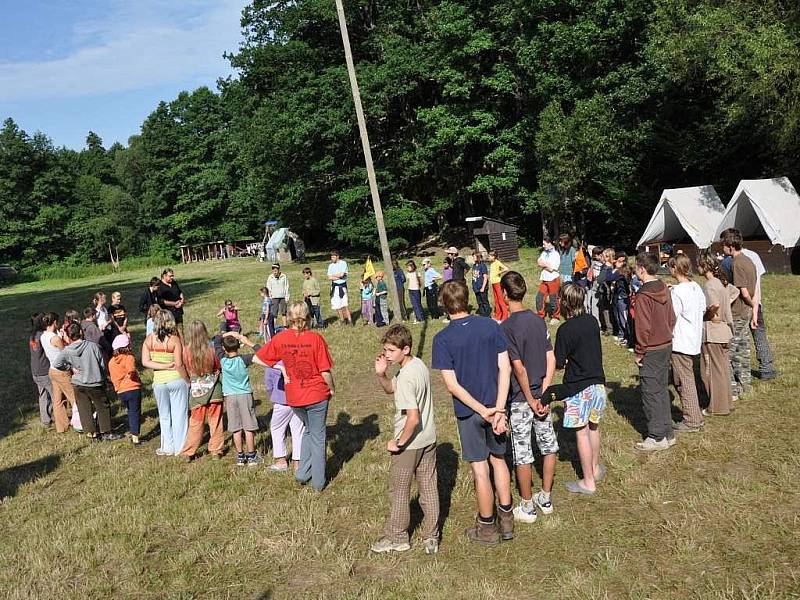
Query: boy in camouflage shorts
500,271,558,522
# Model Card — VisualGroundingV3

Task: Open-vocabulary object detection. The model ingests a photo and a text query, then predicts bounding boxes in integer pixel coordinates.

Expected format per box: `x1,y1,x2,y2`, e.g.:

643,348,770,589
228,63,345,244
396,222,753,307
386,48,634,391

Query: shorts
272,298,287,316
508,402,559,465
562,384,607,429
456,412,507,462
224,393,258,432
331,290,349,310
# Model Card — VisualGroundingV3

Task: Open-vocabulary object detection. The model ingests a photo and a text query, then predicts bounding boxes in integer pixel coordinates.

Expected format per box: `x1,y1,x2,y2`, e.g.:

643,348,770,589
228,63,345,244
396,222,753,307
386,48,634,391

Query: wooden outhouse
466,216,519,261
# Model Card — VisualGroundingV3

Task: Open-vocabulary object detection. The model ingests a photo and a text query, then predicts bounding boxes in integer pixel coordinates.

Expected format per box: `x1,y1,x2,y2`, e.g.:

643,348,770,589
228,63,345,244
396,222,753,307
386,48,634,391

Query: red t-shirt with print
256,329,333,407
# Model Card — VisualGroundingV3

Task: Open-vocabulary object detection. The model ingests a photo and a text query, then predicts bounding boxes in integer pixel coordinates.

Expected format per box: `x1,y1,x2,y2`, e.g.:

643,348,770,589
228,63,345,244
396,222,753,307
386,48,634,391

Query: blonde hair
147,304,161,319
287,301,310,330
111,291,122,303
602,248,615,262
559,283,587,319
153,309,177,341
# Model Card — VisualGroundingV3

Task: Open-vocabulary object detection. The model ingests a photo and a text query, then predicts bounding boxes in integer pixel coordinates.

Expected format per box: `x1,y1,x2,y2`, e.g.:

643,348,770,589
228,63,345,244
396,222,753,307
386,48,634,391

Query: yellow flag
363,257,376,281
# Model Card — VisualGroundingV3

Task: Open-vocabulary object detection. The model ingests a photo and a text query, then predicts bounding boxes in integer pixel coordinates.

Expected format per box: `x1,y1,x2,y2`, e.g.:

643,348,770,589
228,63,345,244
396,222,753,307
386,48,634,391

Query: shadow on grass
0,453,60,499
408,442,459,538
415,318,430,358
327,412,380,484
605,381,648,438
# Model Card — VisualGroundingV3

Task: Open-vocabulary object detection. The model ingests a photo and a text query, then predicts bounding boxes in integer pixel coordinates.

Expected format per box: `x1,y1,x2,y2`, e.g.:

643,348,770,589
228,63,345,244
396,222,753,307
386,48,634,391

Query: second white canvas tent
637,185,725,249
714,177,800,248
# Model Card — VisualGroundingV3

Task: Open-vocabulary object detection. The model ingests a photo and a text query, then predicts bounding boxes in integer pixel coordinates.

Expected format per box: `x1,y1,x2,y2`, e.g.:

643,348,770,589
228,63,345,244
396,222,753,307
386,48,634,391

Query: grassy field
0,249,798,599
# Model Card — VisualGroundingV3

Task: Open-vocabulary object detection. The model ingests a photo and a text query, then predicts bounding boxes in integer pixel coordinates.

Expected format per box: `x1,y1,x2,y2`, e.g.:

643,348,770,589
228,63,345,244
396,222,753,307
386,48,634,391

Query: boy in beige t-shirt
372,325,439,555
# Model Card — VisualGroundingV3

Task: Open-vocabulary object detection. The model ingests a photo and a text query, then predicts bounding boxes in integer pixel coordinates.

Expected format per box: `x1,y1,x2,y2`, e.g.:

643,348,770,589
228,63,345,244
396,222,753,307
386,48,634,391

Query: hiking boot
512,501,537,523
672,421,703,433
370,537,410,554
465,518,500,546
497,507,514,541
236,453,247,466
533,490,554,514
634,437,670,452
422,538,439,555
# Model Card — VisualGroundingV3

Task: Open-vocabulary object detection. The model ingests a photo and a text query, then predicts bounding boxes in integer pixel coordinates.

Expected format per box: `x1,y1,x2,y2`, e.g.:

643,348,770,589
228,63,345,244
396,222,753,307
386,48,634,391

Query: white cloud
0,0,247,102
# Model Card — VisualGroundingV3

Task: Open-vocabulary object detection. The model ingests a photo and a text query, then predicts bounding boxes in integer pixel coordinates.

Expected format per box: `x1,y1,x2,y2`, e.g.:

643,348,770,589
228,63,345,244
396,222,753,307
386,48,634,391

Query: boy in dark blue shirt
432,281,513,545
471,251,490,317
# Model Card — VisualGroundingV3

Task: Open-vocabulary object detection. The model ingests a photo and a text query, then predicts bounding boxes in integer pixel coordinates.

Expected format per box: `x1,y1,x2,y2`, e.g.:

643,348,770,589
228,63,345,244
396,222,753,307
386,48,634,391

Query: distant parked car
0,265,18,283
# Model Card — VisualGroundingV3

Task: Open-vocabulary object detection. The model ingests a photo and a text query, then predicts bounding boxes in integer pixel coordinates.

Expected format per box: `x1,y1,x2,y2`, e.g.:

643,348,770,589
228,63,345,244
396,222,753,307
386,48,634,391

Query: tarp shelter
637,186,725,250
713,177,800,274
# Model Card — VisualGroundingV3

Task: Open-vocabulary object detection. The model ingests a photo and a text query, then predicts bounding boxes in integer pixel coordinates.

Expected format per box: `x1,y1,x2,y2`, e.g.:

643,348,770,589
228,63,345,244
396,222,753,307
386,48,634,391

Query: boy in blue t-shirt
471,251,491,317
215,332,263,466
432,280,513,545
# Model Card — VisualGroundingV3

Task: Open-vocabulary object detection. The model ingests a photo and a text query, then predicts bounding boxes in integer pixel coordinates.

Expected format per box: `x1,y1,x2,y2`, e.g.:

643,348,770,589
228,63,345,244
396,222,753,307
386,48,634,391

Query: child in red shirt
255,301,334,491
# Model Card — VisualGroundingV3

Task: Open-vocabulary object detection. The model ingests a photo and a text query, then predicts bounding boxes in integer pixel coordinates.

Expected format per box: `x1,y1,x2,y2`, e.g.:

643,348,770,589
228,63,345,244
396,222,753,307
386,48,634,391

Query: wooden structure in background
466,216,520,261
180,241,227,263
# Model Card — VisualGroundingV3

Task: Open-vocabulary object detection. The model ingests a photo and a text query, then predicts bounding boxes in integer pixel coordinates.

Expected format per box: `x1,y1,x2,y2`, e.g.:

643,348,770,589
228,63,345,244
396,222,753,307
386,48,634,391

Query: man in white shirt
266,263,290,328
535,237,561,325
741,245,778,380
327,250,353,326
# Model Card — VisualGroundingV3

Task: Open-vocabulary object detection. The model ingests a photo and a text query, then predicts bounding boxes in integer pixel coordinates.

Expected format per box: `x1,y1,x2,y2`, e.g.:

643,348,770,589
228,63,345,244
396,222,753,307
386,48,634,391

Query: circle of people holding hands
27,230,776,555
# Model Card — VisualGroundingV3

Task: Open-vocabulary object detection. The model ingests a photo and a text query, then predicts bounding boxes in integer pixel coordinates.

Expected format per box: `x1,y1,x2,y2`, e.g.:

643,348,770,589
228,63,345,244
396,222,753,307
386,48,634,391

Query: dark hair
405,260,417,271
222,335,241,352
30,312,44,340
721,229,743,251
330,249,340,257
64,309,79,325
543,235,552,244
500,271,527,302
443,257,452,268
42,312,59,329
614,251,627,261
697,250,728,286
635,252,660,276
303,267,312,274
381,324,413,351
66,321,83,341
558,233,571,244
559,283,586,318
391,258,400,269
161,268,174,277
592,246,604,258
149,277,160,287
439,281,469,315
83,306,95,319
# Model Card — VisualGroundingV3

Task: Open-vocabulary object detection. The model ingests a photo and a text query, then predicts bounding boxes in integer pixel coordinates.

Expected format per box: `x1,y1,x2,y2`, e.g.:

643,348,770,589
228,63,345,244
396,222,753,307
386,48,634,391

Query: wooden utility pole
334,0,404,322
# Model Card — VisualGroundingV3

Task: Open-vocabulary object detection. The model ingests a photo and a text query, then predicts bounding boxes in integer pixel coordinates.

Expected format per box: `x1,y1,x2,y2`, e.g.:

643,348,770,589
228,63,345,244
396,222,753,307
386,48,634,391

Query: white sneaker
370,537,411,553
533,490,554,515
634,437,670,452
512,502,537,523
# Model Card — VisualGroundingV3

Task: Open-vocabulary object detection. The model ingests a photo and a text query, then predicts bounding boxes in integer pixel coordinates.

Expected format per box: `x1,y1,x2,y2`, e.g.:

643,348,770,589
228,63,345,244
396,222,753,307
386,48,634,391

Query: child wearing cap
422,258,443,320
108,334,142,445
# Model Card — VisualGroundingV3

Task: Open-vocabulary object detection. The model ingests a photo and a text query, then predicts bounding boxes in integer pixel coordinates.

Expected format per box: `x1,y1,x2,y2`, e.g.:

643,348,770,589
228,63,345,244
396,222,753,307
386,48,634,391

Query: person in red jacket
633,252,677,452
255,301,334,491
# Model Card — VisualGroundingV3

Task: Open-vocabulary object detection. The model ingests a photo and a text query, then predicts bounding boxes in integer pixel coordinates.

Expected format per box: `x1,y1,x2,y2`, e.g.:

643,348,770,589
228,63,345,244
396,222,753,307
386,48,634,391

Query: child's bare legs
245,430,255,454
541,453,556,494
233,430,243,454
292,459,300,472
589,422,601,478
515,464,534,501
488,453,512,506
575,425,597,491
471,461,495,518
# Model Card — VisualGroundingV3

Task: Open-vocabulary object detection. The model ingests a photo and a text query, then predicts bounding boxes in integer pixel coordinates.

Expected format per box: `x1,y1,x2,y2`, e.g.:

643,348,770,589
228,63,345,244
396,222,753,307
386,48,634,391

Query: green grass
1,250,799,599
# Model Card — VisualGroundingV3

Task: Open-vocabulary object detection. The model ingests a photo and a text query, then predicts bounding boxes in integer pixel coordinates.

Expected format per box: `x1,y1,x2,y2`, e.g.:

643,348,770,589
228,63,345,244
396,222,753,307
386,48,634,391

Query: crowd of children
26,230,777,554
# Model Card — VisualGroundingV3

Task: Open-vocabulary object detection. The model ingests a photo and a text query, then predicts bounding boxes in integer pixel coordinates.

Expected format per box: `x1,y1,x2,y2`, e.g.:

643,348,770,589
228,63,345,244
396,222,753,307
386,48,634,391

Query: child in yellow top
488,250,509,321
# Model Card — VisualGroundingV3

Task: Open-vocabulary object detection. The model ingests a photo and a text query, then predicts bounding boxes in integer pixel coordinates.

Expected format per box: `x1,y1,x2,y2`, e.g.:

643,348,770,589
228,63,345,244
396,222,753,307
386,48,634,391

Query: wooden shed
466,216,519,261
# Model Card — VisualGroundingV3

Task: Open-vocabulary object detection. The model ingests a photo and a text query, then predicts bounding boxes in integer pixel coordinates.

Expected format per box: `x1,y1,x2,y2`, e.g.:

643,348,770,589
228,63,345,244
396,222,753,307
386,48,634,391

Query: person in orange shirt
108,334,142,445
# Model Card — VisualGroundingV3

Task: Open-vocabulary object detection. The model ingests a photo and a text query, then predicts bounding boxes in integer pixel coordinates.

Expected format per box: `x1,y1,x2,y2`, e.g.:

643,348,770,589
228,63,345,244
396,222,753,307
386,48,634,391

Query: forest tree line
2,0,799,270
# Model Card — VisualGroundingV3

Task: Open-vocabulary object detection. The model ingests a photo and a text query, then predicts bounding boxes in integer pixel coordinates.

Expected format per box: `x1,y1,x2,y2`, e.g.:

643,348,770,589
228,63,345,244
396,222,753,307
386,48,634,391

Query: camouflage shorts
508,402,559,465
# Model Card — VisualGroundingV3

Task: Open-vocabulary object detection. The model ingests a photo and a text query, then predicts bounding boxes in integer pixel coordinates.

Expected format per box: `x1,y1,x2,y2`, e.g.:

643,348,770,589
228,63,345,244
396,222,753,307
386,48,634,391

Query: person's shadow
0,454,60,499
408,442,459,537
605,381,648,438
327,412,380,483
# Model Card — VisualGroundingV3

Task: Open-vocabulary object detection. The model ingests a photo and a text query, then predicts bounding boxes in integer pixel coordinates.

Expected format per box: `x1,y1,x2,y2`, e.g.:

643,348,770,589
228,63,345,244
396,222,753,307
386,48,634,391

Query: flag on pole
573,246,588,274
363,257,376,281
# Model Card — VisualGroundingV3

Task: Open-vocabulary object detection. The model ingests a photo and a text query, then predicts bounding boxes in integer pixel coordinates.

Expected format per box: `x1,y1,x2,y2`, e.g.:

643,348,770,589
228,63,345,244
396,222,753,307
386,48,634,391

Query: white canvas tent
714,177,800,248
637,185,725,249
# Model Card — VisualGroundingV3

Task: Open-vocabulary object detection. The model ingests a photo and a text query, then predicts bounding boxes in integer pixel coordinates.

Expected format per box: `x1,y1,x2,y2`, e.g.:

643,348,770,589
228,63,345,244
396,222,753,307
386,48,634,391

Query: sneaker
130,435,141,446
370,537,411,554
497,506,514,540
533,490,554,515
246,452,263,467
672,421,703,433
422,538,439,555
666,436,677,447
465,518,500,546
155,449,170,456
549,318,560,326
236,453,247,466
634,437,670,452
512,502,538,523
100,432,123,442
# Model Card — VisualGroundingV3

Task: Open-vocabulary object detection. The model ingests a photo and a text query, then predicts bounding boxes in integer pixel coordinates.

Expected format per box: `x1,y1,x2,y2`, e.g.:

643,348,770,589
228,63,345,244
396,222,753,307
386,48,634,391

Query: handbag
189,372,221,408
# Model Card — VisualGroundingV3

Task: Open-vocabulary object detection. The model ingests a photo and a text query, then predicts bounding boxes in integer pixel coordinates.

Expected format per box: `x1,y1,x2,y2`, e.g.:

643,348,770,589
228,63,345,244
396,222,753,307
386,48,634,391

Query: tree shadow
605,380,648,438
0,454,60,499
327,412,380,484
408,442,459,539
415,318,430,358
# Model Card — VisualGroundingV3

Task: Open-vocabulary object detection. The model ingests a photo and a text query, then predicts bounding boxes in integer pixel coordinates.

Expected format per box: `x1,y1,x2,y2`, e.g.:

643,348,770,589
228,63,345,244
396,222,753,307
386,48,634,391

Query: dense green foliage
2,0,800,269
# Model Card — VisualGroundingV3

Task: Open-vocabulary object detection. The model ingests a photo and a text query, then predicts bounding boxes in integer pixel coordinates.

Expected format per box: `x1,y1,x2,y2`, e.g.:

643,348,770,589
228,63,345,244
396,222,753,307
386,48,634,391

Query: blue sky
0,0,248,150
